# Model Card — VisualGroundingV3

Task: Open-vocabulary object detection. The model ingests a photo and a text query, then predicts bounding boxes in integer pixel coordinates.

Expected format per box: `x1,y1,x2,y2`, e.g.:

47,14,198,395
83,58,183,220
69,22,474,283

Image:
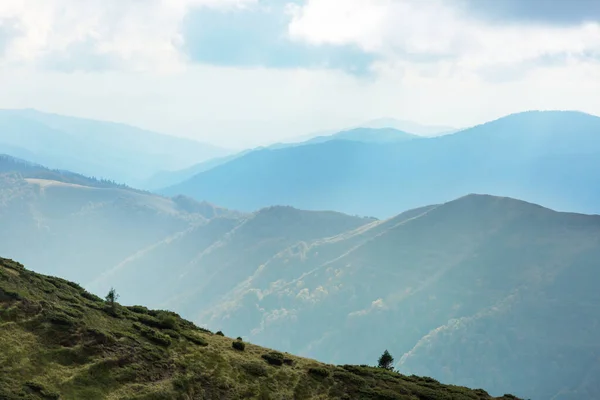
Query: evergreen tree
105,287,119,314
378,350,395,370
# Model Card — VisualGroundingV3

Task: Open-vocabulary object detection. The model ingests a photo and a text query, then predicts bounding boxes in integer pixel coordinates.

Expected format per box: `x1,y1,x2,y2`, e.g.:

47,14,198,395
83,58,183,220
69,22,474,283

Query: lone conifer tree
105,287,119,314
378,350,395,370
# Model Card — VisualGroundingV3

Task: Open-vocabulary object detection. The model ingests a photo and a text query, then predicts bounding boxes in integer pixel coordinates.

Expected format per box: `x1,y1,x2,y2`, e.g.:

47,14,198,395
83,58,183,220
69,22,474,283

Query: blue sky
0,0,599,148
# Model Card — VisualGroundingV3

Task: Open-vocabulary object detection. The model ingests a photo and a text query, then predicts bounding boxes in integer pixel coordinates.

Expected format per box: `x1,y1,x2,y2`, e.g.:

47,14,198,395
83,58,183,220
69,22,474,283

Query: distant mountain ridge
162,110,600,217
0,109,230,185
358,117,458,136
144,127,418,190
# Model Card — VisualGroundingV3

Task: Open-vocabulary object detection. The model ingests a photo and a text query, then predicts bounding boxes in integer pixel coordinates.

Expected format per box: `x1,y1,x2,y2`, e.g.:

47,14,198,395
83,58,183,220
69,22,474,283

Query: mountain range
0,109,230,186
162,110,600,218
1,152,599,399
142,127,420,190
2,109,600,399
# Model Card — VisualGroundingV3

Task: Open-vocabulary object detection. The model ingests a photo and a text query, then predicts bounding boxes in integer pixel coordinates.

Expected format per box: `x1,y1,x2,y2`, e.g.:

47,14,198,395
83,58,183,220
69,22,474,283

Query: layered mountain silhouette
3,111,600,400
145,127,418,190
0,156,241,285
194,194,600,400
2,152,598,399
0,109,230,185
162,111,600,217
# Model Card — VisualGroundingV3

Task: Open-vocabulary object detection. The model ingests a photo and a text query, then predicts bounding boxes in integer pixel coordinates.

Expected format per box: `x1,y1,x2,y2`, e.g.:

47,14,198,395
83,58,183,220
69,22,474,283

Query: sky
1,0,600,149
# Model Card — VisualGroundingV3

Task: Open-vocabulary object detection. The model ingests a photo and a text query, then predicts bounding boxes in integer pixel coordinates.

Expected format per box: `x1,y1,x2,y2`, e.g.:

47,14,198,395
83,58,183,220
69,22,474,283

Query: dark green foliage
261,352,285,366
308,367,330,378
378,350,395,371
236,336,243,341
133,323,172,347
136,313,178,330
216,330,224,336
232,340,245,351
24,381,60,399
80,290,103,302
128,305,150,314
105,288,119,315
182,331,208,346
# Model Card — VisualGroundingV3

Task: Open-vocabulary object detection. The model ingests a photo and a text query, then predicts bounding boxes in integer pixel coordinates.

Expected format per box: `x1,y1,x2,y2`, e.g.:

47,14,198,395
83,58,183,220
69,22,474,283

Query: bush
232,340,245,351
242,361,268,377
182,332,208,347
80,290,103,302
133,323,172,347
128,305,149,314
308,367,330,378
216,330,225,336
261,352,284,366
159,314,178,330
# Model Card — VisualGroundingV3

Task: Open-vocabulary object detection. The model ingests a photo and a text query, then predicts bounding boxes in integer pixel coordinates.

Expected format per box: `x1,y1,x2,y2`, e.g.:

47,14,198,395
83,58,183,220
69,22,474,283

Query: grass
0,257,522,399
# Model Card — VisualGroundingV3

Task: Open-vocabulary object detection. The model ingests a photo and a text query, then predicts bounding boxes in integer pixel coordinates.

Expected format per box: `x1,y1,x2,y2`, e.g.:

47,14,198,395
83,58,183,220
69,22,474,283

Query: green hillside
0,258,519,400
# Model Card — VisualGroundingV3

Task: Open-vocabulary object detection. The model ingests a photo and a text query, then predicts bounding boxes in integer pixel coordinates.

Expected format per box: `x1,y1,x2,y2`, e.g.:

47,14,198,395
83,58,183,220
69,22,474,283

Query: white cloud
0,0,256,72
287,0,600,75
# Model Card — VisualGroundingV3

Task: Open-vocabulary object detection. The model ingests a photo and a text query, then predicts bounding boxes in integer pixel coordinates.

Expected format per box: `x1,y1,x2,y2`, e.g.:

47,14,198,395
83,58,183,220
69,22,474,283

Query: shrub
46,310,78,327
24,381,60,399
0,288,21,301
133,323,172,347
182,332,208,347
81,290,103,302
242,361,268,377
232,340,245,351
261,352,284,366
128,305,149,314
159,314,178,330
308,367,330,378
216,330,225,336
283,358,294,366
164,329,180,339
236,336,243,341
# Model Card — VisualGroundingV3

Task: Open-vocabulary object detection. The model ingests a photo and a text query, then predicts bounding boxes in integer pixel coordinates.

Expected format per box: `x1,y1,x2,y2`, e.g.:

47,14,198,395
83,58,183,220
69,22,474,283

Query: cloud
348,298,386,317
461,0,600,26
1,0,599,79
287,0,600,80
0,0,255,72
181,2,375,74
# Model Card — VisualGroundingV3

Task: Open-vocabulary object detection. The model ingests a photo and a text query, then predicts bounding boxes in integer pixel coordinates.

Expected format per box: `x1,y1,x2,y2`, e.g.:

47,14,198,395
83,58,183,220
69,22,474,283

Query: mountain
194,194,600,400
148,128,417,191
0,109,230,185
0,258,519,400
141,151,251,191
85,206,375,309
358,118,458,136
301,127,421,145
0,154,136,190
0,156,373,305
0,158,243,287
162,111,600,217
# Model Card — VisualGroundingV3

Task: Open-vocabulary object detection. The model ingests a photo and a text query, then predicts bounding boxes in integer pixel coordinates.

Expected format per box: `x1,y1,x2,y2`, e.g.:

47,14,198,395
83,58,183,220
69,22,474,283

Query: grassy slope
0,258,520,400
